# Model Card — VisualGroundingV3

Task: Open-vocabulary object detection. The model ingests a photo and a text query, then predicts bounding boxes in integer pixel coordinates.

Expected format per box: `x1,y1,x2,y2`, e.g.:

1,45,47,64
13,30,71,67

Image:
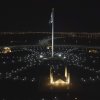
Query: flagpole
52,8,54,57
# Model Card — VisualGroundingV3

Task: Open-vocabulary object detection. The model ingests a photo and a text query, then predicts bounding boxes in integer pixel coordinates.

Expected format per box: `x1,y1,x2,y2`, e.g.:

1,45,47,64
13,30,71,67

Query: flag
49,8,54,24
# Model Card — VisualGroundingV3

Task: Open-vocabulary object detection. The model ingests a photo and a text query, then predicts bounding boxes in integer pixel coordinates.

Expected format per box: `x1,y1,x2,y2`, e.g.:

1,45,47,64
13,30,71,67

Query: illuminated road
0,44,100,49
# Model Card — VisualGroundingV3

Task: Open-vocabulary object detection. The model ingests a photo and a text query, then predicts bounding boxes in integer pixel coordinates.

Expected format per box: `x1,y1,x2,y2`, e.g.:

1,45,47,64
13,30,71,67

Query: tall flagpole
52,8,54,57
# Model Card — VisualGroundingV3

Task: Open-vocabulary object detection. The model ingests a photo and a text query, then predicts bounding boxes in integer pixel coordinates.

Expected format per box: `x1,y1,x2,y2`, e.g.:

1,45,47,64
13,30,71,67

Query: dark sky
0,0,100,32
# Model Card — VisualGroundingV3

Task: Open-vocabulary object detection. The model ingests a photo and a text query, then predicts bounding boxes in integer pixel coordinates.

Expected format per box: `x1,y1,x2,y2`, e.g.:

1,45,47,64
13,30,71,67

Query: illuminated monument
50,66,70,86
49,8,70,87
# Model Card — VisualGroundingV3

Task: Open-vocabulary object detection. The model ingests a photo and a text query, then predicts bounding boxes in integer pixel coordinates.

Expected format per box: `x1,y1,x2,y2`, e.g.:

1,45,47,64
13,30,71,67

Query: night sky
0,0,100,32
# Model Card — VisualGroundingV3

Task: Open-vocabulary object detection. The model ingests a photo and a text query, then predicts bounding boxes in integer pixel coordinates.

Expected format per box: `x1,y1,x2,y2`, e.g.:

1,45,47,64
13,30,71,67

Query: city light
88,49,98,53
63,56,66,59
40,55,43,58
58,54,62,57
2,47,12,54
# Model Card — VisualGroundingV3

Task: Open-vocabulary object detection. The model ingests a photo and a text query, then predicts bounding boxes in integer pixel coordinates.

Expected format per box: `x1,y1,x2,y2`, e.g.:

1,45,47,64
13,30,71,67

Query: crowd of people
0,32,100,100
0,45,100,100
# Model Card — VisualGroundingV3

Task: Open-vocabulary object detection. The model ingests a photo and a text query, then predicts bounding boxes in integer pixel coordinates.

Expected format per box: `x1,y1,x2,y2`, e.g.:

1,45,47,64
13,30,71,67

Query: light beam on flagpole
49,8,54,57
51,8,54,57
